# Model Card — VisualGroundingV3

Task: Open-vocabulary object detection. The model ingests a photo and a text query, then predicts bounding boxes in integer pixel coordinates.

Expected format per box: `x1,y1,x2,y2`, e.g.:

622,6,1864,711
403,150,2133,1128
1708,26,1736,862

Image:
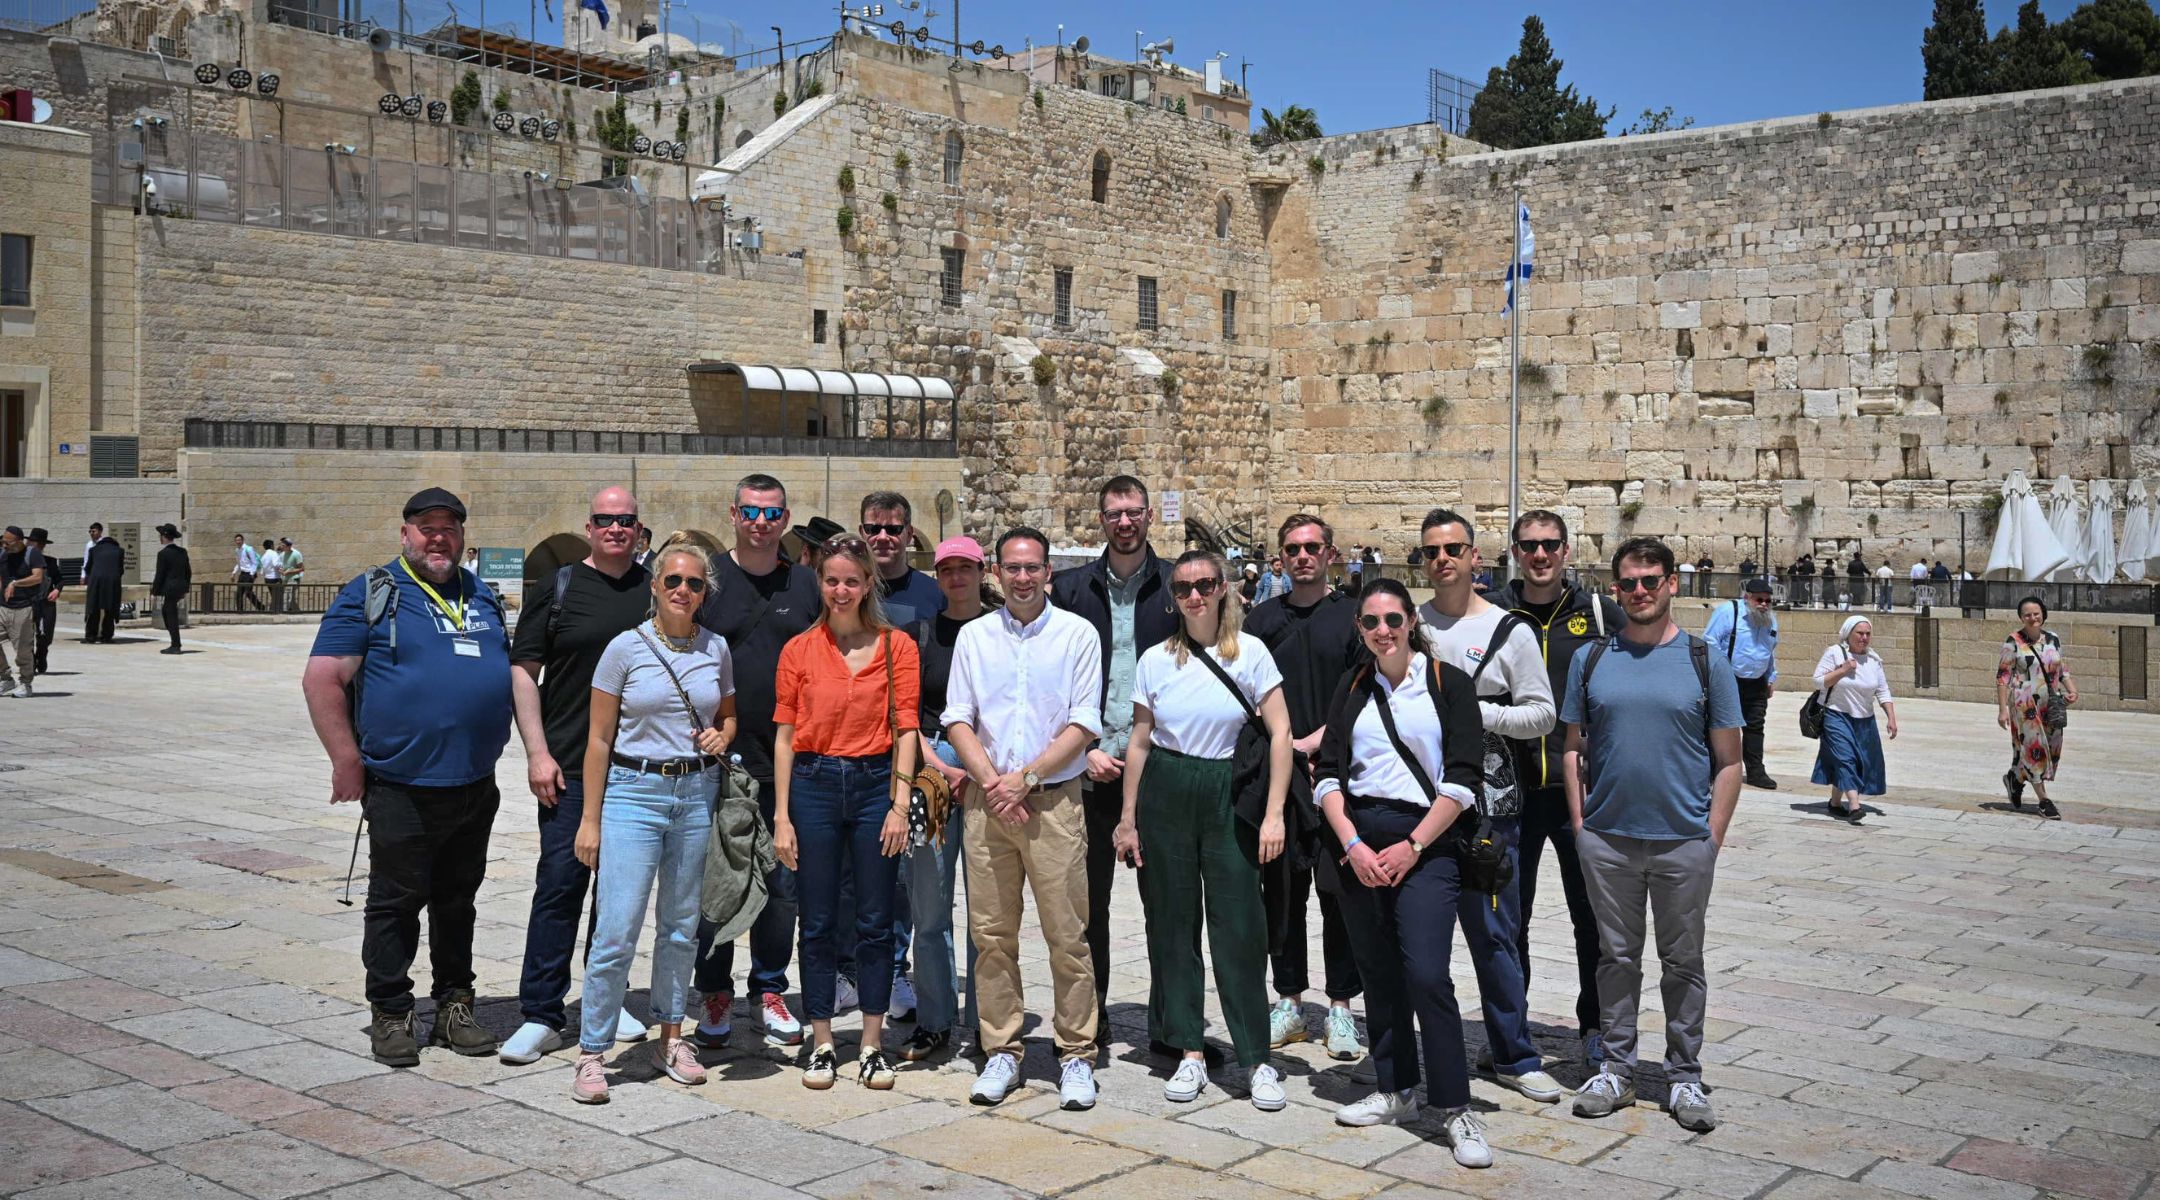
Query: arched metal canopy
689,363,957,401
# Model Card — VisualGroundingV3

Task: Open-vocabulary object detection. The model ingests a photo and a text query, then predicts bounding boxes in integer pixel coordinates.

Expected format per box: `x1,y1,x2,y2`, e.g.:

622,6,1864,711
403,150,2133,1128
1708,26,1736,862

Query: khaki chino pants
963,779,1098,1061
0,604,36,686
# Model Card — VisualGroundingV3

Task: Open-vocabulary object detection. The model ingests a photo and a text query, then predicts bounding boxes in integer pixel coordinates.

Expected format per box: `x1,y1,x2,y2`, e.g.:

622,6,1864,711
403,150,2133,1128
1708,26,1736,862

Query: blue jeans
518,779,601,1030
906,737,976,1034
792,753,901,1021
578,765,715,1053
694,777,796,1000
1459,816,1540,1076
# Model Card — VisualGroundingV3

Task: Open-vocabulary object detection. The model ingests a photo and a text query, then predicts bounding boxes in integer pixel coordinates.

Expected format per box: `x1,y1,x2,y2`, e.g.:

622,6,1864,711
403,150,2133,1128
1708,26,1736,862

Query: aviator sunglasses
662,574,708,594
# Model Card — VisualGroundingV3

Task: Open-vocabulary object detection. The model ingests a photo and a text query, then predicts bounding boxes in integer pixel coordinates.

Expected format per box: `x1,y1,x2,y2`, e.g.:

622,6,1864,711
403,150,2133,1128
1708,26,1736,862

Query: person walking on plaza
1562,536,1742,1133
1413,509,1564,1104
25,528,58,675
1997,596,2077,820
1811,615,1896,824
1874,558,1896,611
502,488,657,1064
692,474,821,1047
943,527,1104,1110
1,525,46,697
149,523,191,655
1114,550,1294,1112
897,536,995,1063
302,488,513,1067
82,523,123,643
1312,578,1492,1167
1256,556,1292,603
771,536,920,1091
1502,510,1623,1066
1245,515,1366,1062
280,537,306,594
233,534,265,612
569,547,738,1103
1702,576,1780,790
259,538,286,614
1048,476,1176,1041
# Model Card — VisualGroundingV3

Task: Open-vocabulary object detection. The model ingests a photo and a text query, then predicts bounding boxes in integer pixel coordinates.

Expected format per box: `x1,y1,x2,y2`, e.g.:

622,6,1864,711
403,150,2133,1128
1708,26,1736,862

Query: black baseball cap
402,487,468,521
2,525,21,539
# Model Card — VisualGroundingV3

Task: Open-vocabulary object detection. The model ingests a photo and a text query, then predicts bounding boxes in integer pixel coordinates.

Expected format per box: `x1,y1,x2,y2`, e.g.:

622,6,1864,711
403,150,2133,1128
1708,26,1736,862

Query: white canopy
692,363,958,402
2045,474,2083,582
2080,479,2118,583
1985,469,2073,582
2120,478,2155,583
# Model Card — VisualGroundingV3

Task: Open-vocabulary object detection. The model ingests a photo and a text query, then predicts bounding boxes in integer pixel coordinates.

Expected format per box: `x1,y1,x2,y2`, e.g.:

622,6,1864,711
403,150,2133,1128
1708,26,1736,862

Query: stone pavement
2,625,2158,1199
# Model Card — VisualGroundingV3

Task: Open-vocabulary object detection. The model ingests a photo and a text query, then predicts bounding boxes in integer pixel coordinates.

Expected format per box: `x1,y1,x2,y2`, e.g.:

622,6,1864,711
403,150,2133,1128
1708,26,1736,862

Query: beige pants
0,604,34,689
964,778,1098,1061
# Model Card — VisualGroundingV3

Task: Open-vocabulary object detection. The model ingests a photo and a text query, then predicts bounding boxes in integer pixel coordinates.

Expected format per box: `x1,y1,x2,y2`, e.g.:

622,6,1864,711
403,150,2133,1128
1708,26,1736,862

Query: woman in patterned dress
1996,596,2078,821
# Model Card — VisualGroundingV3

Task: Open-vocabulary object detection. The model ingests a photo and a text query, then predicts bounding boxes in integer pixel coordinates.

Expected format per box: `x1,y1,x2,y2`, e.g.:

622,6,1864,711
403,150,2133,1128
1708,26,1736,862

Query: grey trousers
1576,828,1716,1087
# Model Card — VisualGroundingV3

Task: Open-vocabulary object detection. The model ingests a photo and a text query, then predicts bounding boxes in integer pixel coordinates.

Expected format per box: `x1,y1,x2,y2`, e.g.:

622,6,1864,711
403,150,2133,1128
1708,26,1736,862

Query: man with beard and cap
1,525,46,696
25,528,59,675
149,523,192,654
302,488,514,1067
82,522,124,643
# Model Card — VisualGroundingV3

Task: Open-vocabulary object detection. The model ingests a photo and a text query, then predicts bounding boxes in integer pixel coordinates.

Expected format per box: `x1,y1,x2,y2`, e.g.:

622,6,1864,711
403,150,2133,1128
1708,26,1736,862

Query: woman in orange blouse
773,536,921,1091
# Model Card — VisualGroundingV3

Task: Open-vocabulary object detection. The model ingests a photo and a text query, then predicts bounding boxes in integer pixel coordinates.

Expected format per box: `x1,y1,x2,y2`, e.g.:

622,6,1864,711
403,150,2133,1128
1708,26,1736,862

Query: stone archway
526,532,590,587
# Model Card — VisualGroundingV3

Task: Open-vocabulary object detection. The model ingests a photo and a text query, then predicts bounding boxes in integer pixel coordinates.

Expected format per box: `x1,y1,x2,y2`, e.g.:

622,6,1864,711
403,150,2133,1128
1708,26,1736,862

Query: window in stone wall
943,131,964,188
1054,268,1073,329
1091,151,1111,203
813,309,828,344
1222,289,1236,341
0,235,30,307
1137,276,1158,332
941,248,965,308
1215,195,1231,238
735,128,754,148
0,390,25,478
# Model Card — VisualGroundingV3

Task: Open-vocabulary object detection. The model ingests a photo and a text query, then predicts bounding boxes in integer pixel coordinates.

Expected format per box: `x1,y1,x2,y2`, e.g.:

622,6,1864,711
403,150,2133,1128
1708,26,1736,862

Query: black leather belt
610,751,719,778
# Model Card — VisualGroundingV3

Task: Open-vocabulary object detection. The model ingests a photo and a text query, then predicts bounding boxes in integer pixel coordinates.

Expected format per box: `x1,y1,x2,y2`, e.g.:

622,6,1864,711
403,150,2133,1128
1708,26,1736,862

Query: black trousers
33,600,55,672
160,594,182,648
1334,799,1471,1105
83,578,120,642
1082,778,1123,1013
236,580,266,611
361,774,501,1013
1736,675,1772,778
1265,859,1362,1001
1517,785,1601,1035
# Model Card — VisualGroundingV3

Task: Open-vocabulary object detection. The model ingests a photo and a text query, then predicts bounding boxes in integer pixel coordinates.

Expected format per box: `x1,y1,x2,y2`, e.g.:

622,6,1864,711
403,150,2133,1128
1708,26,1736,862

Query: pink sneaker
655,1036,706,1086
570,1051,609,1104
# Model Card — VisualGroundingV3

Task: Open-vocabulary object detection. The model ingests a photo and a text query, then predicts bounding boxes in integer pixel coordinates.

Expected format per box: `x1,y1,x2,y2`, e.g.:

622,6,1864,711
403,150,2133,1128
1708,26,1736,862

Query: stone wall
0,122,96,479
0,478,182,582
1268,79,2160,568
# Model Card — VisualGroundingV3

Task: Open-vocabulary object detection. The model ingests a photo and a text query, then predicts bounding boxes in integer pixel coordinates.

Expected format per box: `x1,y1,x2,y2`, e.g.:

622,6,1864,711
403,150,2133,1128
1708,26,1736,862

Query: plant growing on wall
838,164,855,190
1421,396,1451,423
836,205,857,236
1174,96,1187,115
1410,168,1424,188
1033,87,1044,110
880,191,897,213
1160,369,1182,398
493,88,511,113
803,79,824,98
2083,342,2116,386
894,149,910,171
1031,354,1056,386
594,95,639,177
773,92,788,117
1518,362,1551,388
1620,501,1643,522
450,71,483,127
675,106,690,144
1306,155,1325,177
711,95,726,158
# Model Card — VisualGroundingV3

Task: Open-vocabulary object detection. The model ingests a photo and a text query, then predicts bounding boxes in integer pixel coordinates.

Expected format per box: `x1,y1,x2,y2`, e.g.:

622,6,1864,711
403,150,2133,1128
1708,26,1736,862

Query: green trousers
1136,747,1271,1068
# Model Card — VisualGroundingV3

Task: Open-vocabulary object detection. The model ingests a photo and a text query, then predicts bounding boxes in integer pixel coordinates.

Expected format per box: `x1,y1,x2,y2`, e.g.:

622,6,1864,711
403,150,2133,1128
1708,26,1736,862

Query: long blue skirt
1810,708,1886,796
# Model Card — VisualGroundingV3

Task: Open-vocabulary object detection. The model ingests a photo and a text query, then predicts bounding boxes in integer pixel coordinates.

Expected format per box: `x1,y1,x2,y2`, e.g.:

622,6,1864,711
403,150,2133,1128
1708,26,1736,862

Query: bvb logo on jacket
1566,613,1590,637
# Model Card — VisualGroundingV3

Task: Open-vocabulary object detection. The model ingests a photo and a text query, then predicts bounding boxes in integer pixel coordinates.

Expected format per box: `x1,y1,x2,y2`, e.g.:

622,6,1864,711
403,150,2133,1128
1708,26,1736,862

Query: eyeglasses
1613,573,1669,594
860,522,908,538
999,561,1047,576
1423,541,1473,561
1170,578,1222,599
590,513,639,528
1100,507,1148,525
1357,611,1408,631
661,574,708,594
737,504,786,523
1283,540,1326,558
1514,537,1564,555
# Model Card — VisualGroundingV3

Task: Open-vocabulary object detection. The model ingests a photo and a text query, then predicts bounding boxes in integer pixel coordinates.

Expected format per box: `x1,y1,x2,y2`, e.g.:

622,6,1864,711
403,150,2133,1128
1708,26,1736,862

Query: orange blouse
773,625,922,758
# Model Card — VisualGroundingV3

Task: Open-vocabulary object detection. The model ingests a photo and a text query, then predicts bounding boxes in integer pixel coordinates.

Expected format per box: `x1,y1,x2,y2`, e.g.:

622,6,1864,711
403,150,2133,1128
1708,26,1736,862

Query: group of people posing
303,474,1760,1175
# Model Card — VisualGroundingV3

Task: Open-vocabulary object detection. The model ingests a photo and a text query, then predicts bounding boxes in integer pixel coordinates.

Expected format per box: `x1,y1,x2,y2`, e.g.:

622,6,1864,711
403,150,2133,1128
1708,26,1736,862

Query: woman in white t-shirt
1812,615,1897,823
1113,549,1293,1112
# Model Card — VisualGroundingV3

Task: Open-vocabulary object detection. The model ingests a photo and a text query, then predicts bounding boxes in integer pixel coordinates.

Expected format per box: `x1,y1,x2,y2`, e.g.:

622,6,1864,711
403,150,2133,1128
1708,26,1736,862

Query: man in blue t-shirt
302,487,514,1069
1558,536,1742,1136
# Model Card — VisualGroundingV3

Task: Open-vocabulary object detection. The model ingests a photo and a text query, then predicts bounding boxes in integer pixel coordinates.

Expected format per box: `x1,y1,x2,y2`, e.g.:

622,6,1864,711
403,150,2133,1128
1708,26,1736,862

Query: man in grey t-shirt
1559,536,1741,1135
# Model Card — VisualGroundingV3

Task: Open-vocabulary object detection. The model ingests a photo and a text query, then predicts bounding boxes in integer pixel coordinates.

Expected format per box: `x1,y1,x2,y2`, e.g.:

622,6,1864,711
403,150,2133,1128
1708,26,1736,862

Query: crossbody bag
1191,645,1317,867
884,630,953,847
1364,659,1512,897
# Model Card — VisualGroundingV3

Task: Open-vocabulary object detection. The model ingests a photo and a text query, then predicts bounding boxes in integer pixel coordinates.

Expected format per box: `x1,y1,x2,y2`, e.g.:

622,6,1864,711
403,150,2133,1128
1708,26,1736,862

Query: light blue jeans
578,764,716,1054
906,736,976,1035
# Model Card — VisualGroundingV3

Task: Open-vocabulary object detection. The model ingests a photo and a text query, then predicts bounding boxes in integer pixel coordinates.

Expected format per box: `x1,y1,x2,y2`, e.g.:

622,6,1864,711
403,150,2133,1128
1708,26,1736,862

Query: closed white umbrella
2081,479,2118,583
2045,474,2083,582
2119,479,2154,583
1986,469,2072,582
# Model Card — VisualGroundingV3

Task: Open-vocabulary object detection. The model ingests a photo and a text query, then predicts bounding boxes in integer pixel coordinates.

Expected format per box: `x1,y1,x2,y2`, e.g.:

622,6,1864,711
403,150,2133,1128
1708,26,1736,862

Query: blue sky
635,0,2089,135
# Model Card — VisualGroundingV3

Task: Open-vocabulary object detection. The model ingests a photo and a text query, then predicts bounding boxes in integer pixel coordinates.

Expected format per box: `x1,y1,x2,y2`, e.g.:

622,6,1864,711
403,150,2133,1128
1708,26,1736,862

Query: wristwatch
1408,835,1428,855
1023,769,1041,791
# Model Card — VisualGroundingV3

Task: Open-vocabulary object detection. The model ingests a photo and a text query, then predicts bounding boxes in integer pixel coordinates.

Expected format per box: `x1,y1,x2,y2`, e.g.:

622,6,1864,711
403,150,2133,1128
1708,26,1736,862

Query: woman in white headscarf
1810,615,1896,823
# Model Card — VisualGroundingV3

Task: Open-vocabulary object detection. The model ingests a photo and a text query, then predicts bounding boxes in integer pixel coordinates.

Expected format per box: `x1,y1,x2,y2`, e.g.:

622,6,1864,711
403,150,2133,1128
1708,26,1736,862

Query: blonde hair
1164,549,1243,666
813,538,892,633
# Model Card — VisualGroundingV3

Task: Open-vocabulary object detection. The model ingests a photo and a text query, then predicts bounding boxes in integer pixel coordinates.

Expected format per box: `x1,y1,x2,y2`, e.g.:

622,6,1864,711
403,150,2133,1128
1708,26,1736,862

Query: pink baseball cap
933,535,986,566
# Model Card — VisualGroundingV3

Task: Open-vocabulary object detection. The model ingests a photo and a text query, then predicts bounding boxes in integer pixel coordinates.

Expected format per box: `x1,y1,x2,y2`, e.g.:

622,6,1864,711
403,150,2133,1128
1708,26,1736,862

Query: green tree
1994,0,2099,91
1620,105,1695,135
1251,104,1322,148
593,95,640,177
2060,0,2160,80
449,70,483,127
1922,0,1996,98
1465,16,1612,149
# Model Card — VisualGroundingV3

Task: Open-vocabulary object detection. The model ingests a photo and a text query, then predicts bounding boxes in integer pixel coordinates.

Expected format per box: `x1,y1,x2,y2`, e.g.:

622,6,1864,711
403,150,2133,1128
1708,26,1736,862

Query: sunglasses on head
860,522,908,538
1614,573,1668,593
1357,611,1408,631
737,504,785,522
662,573,708,594
1170,577,1222,599
591,513,639,529
1283,540,1326,558
1514,537,1564,555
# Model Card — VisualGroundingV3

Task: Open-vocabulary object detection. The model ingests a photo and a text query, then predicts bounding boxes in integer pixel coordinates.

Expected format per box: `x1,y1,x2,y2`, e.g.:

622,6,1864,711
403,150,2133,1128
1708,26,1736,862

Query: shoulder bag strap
1723,599,1739,660
635,625,708,735
1364,662,1448,807
1470,612,1529,687
1191,642,1265,737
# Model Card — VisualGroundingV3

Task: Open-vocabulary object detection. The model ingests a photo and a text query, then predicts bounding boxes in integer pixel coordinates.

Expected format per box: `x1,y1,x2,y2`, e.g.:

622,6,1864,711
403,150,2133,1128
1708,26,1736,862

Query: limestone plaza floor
2,623,2158,1199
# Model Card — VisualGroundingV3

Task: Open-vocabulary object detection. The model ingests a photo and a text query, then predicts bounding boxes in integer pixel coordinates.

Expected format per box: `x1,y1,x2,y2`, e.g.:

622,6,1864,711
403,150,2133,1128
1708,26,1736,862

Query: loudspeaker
367,27,394,52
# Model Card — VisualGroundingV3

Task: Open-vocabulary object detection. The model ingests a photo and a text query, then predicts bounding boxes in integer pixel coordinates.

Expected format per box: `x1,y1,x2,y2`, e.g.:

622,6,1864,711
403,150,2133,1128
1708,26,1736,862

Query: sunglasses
860,522,908,538
737,504,786,522
1423,541,1473,561
822,535,871,557
662,574,708,594
1357,611,1408,631
1283,540,1326,558
1514,537,1564,555
591,513,639,529
1170,578,1222,599
1614,573,1669,594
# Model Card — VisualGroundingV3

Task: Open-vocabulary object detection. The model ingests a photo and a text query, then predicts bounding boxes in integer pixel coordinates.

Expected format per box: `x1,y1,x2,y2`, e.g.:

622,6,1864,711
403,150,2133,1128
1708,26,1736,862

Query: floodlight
492,110,516,133
426,100,447,123
670,142,686,161
632,134,652,153
194,62,221,85
400,95,423,117
519,115,540,136
226,67,252,91
542,119,561,139
380,93,403,114
255,72,279,97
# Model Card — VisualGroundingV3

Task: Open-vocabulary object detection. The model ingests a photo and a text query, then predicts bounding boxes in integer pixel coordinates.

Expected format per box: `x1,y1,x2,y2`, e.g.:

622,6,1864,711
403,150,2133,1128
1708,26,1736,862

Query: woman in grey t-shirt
569,548,737,1104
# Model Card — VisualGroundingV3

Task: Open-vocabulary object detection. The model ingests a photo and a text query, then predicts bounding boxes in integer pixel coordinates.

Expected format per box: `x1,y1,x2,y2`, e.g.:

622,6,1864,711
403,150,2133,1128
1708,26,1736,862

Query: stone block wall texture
0,478,183,582
1267,79,2160,567
0,122,96,480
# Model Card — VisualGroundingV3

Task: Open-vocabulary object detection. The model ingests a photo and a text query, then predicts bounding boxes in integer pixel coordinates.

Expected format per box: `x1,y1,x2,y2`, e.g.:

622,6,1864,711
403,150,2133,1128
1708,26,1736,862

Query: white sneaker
970,1052,1020,1105
1336,1088,1420,1127
615,1008,649,1042
1058,1058,1097,1111
10,683,28,699
834,975,860,1015
758,992,803,1046
1163,1057,1208,1103
1444,1108,1494,1168
890,973,918,1022
1249,1063,1286,1111
498,1021,564,1064
1495,1068,1565,1103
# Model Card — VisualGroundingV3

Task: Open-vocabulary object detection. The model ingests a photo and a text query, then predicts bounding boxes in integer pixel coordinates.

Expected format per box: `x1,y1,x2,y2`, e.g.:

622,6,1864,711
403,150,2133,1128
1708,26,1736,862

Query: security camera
324,142,338,151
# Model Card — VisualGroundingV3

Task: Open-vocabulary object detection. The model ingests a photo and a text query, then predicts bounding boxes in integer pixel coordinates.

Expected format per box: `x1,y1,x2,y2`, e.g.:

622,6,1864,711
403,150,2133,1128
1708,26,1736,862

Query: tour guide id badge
397,558,485,658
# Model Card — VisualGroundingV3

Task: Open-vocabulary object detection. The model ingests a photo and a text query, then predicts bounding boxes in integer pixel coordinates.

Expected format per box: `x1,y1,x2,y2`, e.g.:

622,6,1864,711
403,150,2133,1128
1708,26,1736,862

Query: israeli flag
579,0,608,29
1502,201,1534,314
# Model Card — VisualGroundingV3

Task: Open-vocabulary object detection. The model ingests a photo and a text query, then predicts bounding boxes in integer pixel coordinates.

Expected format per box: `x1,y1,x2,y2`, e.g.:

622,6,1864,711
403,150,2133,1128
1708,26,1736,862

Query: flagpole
1507,189,1522,578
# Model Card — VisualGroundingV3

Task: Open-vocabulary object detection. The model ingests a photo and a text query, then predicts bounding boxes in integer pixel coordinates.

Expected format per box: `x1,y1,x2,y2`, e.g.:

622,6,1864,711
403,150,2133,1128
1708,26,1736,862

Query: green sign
475,547,525,582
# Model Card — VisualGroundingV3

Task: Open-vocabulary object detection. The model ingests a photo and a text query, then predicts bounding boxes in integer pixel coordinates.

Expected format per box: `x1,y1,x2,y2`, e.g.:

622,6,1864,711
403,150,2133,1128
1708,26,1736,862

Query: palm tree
1251,104,1322,148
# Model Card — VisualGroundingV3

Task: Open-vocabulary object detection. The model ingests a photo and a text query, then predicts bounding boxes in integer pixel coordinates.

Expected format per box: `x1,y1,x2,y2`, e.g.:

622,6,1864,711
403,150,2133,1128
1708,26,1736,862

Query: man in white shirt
1413,508,1564,1104
232,534,265,612
943,526,1105,1112
259,538,285,612
1873,560,1895,611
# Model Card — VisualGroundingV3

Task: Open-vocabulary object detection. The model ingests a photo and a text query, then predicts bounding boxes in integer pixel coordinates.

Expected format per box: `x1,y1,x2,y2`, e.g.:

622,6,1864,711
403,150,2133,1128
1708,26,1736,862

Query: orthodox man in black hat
150,524,192,654
24,528,58,673
82,522,125,643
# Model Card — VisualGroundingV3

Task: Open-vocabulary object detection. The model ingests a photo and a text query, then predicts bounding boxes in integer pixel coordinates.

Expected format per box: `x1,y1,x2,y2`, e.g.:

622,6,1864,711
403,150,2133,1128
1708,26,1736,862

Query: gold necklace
650,619,695,653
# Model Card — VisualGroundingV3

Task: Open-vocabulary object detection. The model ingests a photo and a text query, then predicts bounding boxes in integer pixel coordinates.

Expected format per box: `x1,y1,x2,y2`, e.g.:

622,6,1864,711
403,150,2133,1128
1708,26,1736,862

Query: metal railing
185,418,959,459
195,581,341,615
0,0,96,33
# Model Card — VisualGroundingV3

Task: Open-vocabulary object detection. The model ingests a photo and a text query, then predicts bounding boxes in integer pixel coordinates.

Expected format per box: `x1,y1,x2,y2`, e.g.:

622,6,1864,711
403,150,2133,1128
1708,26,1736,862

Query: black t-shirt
1245,590,1365,738
1514,594,1566,629
914,609,993,731
2,545,46,609
510,561,653,773
696,554,821,781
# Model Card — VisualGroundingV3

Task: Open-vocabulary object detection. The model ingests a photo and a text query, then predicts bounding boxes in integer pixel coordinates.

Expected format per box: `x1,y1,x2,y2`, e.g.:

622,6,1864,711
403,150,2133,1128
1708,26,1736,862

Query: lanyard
398,557,467,632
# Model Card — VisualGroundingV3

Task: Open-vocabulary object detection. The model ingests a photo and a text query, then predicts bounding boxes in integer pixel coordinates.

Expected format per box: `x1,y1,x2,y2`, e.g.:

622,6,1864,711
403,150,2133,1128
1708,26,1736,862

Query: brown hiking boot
427,989,498,1057
370,1005,420,1067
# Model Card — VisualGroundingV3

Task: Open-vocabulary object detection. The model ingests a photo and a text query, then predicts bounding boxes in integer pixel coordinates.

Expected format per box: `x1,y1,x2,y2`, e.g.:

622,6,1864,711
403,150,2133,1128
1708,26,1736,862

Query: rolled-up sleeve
939,625,981,732
891,634,922,733
1065,623,1105,738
